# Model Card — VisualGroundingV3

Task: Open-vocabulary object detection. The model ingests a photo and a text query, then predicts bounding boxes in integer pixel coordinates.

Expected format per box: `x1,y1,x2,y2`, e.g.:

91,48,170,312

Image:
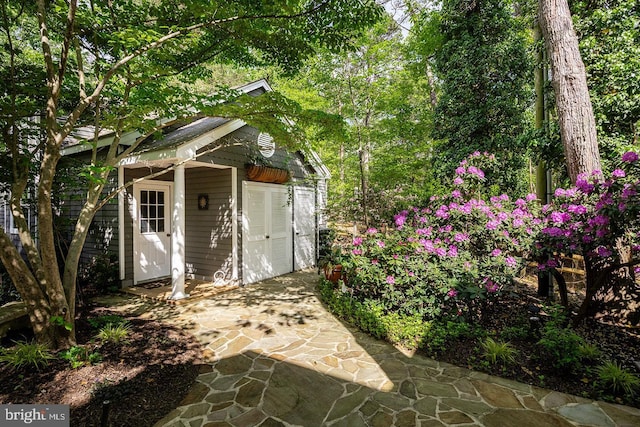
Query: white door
243,182,292,284
294,187,316,270
133,181,172,283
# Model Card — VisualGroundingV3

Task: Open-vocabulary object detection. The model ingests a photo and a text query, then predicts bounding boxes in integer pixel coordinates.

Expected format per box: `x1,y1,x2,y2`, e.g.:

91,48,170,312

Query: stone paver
104,271,640,427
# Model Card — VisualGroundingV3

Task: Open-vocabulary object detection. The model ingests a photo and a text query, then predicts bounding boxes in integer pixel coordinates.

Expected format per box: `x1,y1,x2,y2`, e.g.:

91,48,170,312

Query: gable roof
62,79,330,179
61,79,272,156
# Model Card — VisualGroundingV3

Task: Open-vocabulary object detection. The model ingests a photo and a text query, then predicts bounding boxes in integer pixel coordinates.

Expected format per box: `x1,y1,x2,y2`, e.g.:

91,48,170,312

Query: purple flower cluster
342,152,544,320
536,151,640,270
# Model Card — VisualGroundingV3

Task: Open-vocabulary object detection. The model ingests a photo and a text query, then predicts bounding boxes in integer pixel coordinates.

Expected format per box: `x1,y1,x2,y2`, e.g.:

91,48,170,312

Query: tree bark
0,231,55,344
538,0,601,183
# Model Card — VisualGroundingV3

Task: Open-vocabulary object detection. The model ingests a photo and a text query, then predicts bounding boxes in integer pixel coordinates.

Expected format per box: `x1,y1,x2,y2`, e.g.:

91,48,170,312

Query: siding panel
185,168,234,281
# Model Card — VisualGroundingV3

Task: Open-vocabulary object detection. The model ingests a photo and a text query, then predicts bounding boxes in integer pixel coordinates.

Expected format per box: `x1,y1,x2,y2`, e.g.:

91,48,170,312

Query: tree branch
58,0,334,145
74,38,87,99
57,0,78,95
36,0,55,87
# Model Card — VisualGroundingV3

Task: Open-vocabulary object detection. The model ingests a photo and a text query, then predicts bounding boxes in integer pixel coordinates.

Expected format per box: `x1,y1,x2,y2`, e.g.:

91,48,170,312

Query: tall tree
0,0,382,349
538,0,601,182
280,17,435,225
571,0,640,164
425,0,533,194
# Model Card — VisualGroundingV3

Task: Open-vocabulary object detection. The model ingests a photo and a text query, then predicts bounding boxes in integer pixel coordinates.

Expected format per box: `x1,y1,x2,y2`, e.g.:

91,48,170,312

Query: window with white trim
257,132,275,158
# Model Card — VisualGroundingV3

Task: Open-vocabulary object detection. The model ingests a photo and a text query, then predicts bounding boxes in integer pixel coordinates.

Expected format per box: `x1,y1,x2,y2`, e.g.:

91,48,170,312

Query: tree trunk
37,143,76,348
0,232,54,344
358,144,371,227
538,0,601,183
426,64,437,109
62,182,107,322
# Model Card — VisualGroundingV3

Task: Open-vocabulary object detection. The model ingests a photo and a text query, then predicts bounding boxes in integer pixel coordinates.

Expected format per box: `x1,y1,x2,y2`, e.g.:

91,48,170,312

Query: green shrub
60,345,102,369
0,341,54,370
319,278,490,353
97,322,131,344
578,342,601,362
481,337,518,365
597,361,640,397
318,278,429,350
500,322,531,341
423,320,479,354
78,253,119,294
537,306,584,372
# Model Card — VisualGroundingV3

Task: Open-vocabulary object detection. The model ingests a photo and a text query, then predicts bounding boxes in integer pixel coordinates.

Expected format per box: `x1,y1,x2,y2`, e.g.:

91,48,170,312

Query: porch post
118,165,125,281
170,163,188,300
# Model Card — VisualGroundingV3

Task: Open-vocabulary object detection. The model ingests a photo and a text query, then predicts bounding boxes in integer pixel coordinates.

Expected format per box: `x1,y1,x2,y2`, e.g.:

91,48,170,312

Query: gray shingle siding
64,123,326,286
185,167,234,281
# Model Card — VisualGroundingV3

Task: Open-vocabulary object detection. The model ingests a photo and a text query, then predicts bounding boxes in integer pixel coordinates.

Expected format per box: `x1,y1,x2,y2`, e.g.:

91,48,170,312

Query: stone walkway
107,271,640,426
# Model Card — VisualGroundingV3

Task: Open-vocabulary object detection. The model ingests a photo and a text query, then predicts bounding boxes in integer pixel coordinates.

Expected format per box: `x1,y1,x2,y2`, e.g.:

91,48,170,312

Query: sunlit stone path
108,271,639,426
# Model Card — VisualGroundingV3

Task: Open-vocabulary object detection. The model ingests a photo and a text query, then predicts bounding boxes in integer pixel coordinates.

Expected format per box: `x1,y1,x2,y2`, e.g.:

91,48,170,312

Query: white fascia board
118,149,180,166
308,149,331,179
176,119,246,159
118,119,246,166
61,117,178,156
235,79,272,94
61,130,140,156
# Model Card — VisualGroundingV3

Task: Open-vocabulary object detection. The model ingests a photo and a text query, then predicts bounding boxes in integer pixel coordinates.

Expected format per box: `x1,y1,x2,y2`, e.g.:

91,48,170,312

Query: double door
243,182,292,284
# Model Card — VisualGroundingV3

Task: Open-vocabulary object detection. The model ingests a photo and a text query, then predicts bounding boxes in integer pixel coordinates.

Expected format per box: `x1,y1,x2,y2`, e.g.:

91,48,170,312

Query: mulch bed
0,304,203,427
428,278,640,408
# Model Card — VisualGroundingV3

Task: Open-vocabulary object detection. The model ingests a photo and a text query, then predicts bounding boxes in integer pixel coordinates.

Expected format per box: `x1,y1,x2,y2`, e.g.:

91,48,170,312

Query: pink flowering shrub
534,151,640,320
341,152,542,321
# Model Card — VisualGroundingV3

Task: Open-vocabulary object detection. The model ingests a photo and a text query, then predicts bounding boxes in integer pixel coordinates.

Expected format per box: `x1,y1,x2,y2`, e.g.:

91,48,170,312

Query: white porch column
118,166,125,281
170,163,188,300
231,167,238,281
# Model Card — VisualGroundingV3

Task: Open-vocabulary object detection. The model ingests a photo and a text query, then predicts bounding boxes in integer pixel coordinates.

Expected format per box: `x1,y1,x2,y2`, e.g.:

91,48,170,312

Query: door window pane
140,189,167,234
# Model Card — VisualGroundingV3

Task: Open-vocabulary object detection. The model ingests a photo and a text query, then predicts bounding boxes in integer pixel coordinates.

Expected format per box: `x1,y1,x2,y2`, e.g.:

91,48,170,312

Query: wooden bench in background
0,301,29,340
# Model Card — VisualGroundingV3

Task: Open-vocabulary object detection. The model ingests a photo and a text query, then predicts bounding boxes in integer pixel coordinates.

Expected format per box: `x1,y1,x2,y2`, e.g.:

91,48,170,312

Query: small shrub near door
77,253,119,296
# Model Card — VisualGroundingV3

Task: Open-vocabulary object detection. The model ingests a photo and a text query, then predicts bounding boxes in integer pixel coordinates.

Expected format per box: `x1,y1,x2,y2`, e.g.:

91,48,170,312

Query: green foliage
578,342,601,362
423,0,533,194
0,341,54,370
319,277,482,354
596,361,640,397
50,315,73,332
60,345,102,369
96,322,131,344
537,306,585,372
500,325,530,341
279,16,437,226
78,254,120,294
572,0,640,169
88,315,126,331
481,337,518,365
423,320,479,355
318,278,428,349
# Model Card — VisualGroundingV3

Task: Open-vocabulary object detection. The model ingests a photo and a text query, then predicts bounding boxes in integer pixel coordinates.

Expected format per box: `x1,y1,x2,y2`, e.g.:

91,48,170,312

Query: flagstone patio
101,270,640,426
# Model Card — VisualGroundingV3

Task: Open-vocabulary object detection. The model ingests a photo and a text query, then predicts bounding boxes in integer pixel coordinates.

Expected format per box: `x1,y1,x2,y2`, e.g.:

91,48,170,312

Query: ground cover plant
321,151,640,407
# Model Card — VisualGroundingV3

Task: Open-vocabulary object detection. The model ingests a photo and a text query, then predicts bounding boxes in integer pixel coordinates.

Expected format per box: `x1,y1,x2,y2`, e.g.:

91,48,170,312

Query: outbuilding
62,79,328,298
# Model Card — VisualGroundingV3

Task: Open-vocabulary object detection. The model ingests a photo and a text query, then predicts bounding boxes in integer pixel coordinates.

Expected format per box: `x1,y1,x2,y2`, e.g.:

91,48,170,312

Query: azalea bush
341,152,542,322
535,151,640,322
